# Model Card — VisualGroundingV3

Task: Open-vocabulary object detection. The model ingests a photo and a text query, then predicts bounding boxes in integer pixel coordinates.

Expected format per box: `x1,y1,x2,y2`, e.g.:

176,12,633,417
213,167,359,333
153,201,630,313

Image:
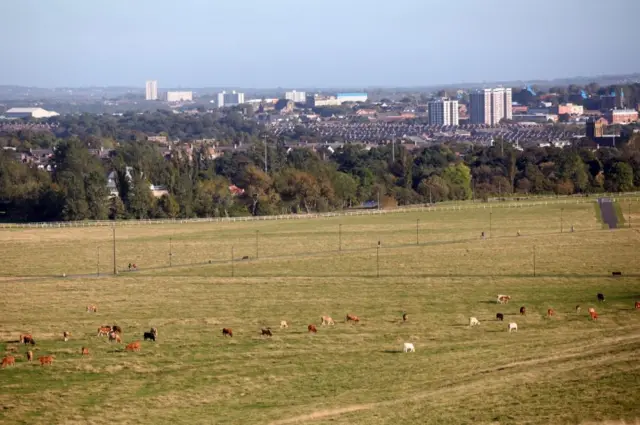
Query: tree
158,194,179,218
126,169,155,219
607,162,634,192
417,175,449,202
442,163,472,200
108,196,126,220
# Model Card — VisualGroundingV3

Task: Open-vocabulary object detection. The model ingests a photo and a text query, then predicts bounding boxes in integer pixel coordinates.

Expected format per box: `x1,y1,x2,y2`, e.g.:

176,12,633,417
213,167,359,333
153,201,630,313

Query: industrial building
166,91,193,102
3,107,59,119
336,93,368,103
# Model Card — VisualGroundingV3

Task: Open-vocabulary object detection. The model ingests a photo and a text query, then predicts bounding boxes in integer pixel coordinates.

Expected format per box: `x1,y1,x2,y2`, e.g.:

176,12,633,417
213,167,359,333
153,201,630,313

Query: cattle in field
508,322,518,332
112,325,122,335
39,355,54,365
97,327,111,337
222,328,233,337
26,351,33,362
519,306,526,315
125,341,141,352
469,317,480,327
403,342,415,353
63,331,71,342
143,330,156,341
308,324,317,333
242,256,249,260
597,293,605,302
321,316,335,326
280,321,288,329
109,331,122,343
547,308,555,317
402,313,408,322
1,356,15,368
20,334,35,345
576,305,581,313
590,311,598,321
87,305,97,313
588,307,596,314
496,313,504,321
635,301,640,309
346,314,360,323
81,347,89,356
497,295,511,304
261,328,272,337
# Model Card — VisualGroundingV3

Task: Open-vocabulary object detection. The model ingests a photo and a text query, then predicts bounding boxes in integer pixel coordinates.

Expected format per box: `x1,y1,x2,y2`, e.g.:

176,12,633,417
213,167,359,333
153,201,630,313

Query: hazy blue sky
1,0,639,88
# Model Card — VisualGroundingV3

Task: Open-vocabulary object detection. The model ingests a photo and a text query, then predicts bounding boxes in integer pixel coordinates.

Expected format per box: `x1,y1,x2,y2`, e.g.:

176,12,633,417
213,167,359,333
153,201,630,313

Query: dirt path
598,198,618,229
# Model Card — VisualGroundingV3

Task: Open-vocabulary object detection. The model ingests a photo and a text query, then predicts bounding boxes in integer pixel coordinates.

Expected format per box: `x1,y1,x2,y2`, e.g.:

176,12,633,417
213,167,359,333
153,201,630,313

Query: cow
508,322,518,332
26,351,33,362
108,331,122,343
1,356,15,368
112,325,122,335
39,355,54,366
346,314,360,323
497,295,512,304
280,321,288,329
588,307,596,314
402,313,408,322
81,347,89,356
308,324,317,333
63,331,71,342
519,306,526,315
403,342,415,353
635,301,640,310
321,316,335,326
576,305,581,314
125,341,141,352
222,328,233,338
143,330,156,341
97,326,111,337
496,313,504,321
547,308,555,317
242,256,249,260
20,334,35,345
597,293,605,302
87,305,98,313
469,317,480,327
261,328,273,337
590,311,598,321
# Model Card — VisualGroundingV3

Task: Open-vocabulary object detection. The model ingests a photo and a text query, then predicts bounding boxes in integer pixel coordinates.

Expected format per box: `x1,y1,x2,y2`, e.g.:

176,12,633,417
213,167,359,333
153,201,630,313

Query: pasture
1,200,640,424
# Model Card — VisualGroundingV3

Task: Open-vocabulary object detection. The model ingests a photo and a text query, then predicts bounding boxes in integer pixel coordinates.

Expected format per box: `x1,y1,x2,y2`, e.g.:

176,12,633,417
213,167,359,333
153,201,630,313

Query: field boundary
2,196,638,229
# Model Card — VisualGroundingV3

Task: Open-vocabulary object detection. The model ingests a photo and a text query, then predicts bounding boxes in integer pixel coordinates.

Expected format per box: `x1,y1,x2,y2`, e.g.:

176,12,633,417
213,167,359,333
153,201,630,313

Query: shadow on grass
381,350,403,354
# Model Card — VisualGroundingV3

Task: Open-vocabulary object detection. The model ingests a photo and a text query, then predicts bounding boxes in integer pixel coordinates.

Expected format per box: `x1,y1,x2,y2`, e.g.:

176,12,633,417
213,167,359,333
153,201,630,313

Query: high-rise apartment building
428,99,459,126
166,91,193,102
217,91,245,108
470,88,512,125
145,80,158,100
285,90,306,103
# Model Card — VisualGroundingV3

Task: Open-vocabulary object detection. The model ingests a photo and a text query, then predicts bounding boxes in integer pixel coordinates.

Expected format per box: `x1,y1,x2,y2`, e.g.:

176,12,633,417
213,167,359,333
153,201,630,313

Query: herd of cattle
2,296,639,368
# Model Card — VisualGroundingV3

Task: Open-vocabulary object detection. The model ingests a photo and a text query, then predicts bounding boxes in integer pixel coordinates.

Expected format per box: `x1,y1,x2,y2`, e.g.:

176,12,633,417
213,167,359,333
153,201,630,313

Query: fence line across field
1,196,638,230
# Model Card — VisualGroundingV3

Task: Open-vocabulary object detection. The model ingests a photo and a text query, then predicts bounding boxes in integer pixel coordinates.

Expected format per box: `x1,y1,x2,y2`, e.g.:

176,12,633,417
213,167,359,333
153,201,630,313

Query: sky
1,0,639,88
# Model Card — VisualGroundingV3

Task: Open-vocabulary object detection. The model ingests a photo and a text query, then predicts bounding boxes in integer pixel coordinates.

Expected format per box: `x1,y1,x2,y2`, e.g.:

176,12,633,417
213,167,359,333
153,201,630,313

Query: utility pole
561,208,564,233
376,241,380,278
97,246,100,277
429,187,432,205
629,202,632,228
339,224,342,252
169,236,172,267
231,246,235,277
489,211,493,239
416,219,420,245
112,226,117,275
255,230,259,259
533,245,536,277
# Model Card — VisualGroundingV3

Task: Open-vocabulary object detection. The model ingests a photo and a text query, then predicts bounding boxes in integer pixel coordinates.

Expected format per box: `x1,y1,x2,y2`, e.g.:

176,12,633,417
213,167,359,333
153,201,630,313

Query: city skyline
1,0,639,88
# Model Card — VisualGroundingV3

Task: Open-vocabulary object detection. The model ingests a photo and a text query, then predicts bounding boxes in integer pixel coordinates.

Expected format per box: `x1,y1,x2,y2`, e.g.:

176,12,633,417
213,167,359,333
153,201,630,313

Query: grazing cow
576,305,581,313
108,331,122,343
97,327,111,337
1,356,15,368
496,313,504,321
403,342,415,353
280,320,288,329
635,301,640,310
143,330,156,341
547,308,555,317
20,334,35,345
588,307,596,314
321,316,335,326
112,325,122,335
519,306,526,315
242,256,249,260
469,317,480,327
63,331,71,342
590,311,598,321
508,322,518,332
402,313,408,322
497,295,512,304
26,351,33,362
81,347,89,356
222,328,233,337
261,328,273,337
597,293,605,302
308,324,317,333
39,355,54,366
125,341,141,352
87,304,97,313
346,314,360,323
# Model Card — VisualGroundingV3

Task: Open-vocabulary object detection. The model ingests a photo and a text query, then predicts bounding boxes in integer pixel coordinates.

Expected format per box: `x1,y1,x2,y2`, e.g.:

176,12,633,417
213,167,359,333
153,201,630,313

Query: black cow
496,313,504,321
597,293,605,302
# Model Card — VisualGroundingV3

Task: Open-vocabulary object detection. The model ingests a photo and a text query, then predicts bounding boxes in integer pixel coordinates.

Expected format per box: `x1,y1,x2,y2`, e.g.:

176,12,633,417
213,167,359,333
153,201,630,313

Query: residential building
166,91,193,102
306,94,340,107
554,103,584,115
470,88,512,125
145,80,158,100
4,107,59,119
427,99,459,126
512,104,528,114
511,114,558,123
336,93,368,103
605,109,639,124
217,91,245,108
285,90,306,103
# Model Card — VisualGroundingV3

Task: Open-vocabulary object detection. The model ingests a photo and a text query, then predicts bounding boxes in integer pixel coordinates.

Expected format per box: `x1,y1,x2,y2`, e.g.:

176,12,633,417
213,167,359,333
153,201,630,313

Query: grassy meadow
1,200,640,425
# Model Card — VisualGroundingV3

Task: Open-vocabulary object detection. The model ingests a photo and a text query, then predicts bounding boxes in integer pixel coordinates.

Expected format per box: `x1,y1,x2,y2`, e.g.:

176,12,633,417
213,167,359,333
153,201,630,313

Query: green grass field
1,201,640,425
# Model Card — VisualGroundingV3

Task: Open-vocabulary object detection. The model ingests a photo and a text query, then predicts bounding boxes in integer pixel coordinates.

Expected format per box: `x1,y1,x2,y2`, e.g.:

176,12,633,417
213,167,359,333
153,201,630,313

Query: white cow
280,320,288,329
403,342,415,353
508,322,518,332
469,317,480,327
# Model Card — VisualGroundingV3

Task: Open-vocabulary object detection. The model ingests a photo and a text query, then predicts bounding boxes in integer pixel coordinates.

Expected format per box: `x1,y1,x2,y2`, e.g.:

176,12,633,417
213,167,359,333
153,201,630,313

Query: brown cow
20,334,35,345
112,325,122,335
26,351,33,362
575,305,581,313
346,314,360,323
1,356,15,368
519,306,526,315
87,304,98,313
97,326,111,337
308,324,317,333
39,355,54,366
590,311,598,321
635,301,640,309
261,328,272,337
402,313,408,322
588,307,596,314
81,347,90,356
63,331,71,342
547,308,555,317
125,341,141,352
321,316,335,326
222,328,233,337
108,331,122,343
